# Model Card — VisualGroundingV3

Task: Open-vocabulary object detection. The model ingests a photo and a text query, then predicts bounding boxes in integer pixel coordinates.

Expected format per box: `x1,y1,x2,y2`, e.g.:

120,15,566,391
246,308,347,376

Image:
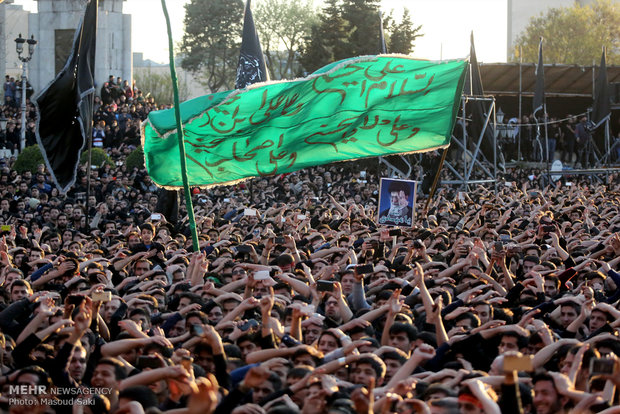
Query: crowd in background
0,76,617,414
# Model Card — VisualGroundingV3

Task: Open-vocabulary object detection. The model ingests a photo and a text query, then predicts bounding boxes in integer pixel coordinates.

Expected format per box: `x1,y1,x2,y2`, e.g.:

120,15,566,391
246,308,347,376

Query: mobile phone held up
316,280,335,292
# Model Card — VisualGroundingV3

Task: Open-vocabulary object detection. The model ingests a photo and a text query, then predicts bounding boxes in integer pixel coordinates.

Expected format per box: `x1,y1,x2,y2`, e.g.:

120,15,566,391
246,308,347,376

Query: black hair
118,386,158,409
15,365,52,388
381,350,407,365
97,357,128,380
454,311,481,329
353,355,386,379
389,322,418,342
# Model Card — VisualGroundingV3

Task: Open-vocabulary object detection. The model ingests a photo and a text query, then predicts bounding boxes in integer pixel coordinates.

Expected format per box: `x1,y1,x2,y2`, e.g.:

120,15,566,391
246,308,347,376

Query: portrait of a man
377,178,416,227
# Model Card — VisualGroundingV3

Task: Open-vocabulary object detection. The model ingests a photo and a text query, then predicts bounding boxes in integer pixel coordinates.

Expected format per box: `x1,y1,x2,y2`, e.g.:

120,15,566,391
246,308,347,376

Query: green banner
142,55,467,188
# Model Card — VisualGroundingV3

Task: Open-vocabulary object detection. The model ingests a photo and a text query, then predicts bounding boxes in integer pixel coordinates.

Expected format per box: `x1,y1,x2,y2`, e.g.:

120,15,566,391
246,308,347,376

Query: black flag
465,32,495,164
34,0,97,193
592,47,611,129
235,0,268,89
379,12,388,54
533,37,545,117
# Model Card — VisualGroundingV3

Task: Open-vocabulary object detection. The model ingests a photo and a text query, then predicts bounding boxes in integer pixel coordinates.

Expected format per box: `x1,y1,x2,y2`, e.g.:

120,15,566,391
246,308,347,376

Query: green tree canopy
513,0,620,65
134,69,189,105
254,0,319,80
179,0,244,92
299,0,422,73
387,9,421,56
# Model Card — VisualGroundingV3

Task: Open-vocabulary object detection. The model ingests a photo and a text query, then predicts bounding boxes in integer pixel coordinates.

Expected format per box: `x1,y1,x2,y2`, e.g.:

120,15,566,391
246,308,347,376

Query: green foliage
513,0,620,65
387,9,422,55
14,146,112,174
254,0,319,80
125,146,145,171
13,145,44,174
80,148,113,168
299,0,357,73
340,0,383,57
134,69,189,105
180,0,244,92
299,0,422,73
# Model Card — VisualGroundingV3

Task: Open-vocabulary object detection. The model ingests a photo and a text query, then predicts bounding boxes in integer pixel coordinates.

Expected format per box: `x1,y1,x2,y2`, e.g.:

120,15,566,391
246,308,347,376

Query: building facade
1,0,131,96
0,0,31,81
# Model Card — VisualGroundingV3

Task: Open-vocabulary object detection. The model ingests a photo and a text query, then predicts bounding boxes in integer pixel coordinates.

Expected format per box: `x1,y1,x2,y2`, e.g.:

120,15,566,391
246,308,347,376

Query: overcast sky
13,0,508,64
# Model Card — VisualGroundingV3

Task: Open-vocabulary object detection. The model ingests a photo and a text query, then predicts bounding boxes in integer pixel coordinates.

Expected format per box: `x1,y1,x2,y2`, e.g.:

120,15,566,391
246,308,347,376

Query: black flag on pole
34,0,97,193
465,32,495,164
592,47,611,130
235,0,268,89
379,11,388,54
533,37,545,117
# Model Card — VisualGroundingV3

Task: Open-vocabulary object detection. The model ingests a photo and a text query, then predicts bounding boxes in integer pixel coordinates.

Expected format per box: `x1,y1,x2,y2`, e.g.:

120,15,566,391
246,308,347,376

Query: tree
340,0,382,57
254,0,319,80
179,0,244,92
299,0,422,73
387,8,422,55
299,0,349,73
134,69,189,105
513,0,620,65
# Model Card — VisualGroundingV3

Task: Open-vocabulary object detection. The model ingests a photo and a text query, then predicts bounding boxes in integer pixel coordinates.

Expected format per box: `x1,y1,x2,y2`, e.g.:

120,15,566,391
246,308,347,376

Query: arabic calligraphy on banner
142,55,467,188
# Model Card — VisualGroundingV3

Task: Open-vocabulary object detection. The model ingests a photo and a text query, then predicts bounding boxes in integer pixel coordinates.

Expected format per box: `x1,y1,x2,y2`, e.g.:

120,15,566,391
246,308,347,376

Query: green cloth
142,55,467,188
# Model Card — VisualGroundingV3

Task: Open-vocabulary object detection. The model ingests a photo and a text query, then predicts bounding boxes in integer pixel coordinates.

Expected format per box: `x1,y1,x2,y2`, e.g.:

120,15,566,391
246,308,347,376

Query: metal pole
605,119,611,169
85,120,93,228
461,96,467,186
544,103,550,183
493,100,498,194
518,46,522,160
424,147,449,215
20,64,27,152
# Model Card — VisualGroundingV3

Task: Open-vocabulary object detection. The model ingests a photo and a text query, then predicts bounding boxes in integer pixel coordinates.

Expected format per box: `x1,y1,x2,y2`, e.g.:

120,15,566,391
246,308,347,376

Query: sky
13,0,508,64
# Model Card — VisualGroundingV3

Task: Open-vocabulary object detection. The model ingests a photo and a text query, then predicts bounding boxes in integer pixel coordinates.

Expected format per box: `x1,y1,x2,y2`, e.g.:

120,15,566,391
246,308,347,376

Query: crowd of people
0,76,618,414
485,114,620,168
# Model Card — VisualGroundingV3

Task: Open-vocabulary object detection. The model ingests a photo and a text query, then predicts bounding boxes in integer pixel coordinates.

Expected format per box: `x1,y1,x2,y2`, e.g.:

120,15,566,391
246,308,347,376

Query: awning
479,63,620,98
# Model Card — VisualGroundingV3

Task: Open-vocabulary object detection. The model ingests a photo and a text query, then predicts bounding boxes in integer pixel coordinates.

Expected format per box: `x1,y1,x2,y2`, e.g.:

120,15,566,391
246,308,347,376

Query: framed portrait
377,178,417,227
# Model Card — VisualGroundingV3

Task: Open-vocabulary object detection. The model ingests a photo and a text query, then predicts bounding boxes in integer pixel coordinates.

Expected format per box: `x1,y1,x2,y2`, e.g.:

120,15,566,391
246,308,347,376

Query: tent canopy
479,63,620,98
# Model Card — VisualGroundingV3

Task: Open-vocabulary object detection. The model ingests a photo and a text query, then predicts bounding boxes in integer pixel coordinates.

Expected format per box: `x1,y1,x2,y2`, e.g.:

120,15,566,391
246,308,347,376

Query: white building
0,0,131,95
0,0,31,81
29,0,132,93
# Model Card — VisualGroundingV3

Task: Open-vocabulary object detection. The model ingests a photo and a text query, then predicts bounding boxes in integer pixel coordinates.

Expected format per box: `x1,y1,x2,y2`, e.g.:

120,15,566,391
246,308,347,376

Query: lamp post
495,107,504,139
15,33,37,152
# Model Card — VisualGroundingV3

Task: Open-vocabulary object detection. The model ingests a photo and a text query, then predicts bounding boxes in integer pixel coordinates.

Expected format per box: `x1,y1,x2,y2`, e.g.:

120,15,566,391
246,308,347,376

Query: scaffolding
443,95,499,191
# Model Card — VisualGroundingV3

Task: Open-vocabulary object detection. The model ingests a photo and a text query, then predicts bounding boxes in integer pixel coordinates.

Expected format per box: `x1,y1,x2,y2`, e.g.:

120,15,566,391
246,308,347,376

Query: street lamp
15,33,37,152
496,108,508,139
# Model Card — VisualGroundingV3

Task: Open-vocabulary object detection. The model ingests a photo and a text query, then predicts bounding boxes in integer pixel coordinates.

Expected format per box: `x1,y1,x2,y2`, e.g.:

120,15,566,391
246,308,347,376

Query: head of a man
522,255,540,275
350,355,386,388
251,372,282,404
471,301,493,325
388,323,417,355
544,275,560,298
589,308,611,333
559,301,580,329
10,279,32,302
533,372,566,414
69,345,88,382
387,181,410,210
498,332,527,355
91,357,127,391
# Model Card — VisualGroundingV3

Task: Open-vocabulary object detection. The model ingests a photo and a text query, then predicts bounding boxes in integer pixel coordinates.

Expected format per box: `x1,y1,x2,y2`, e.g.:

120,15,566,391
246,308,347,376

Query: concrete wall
0,1,32,81
29,0,131,94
